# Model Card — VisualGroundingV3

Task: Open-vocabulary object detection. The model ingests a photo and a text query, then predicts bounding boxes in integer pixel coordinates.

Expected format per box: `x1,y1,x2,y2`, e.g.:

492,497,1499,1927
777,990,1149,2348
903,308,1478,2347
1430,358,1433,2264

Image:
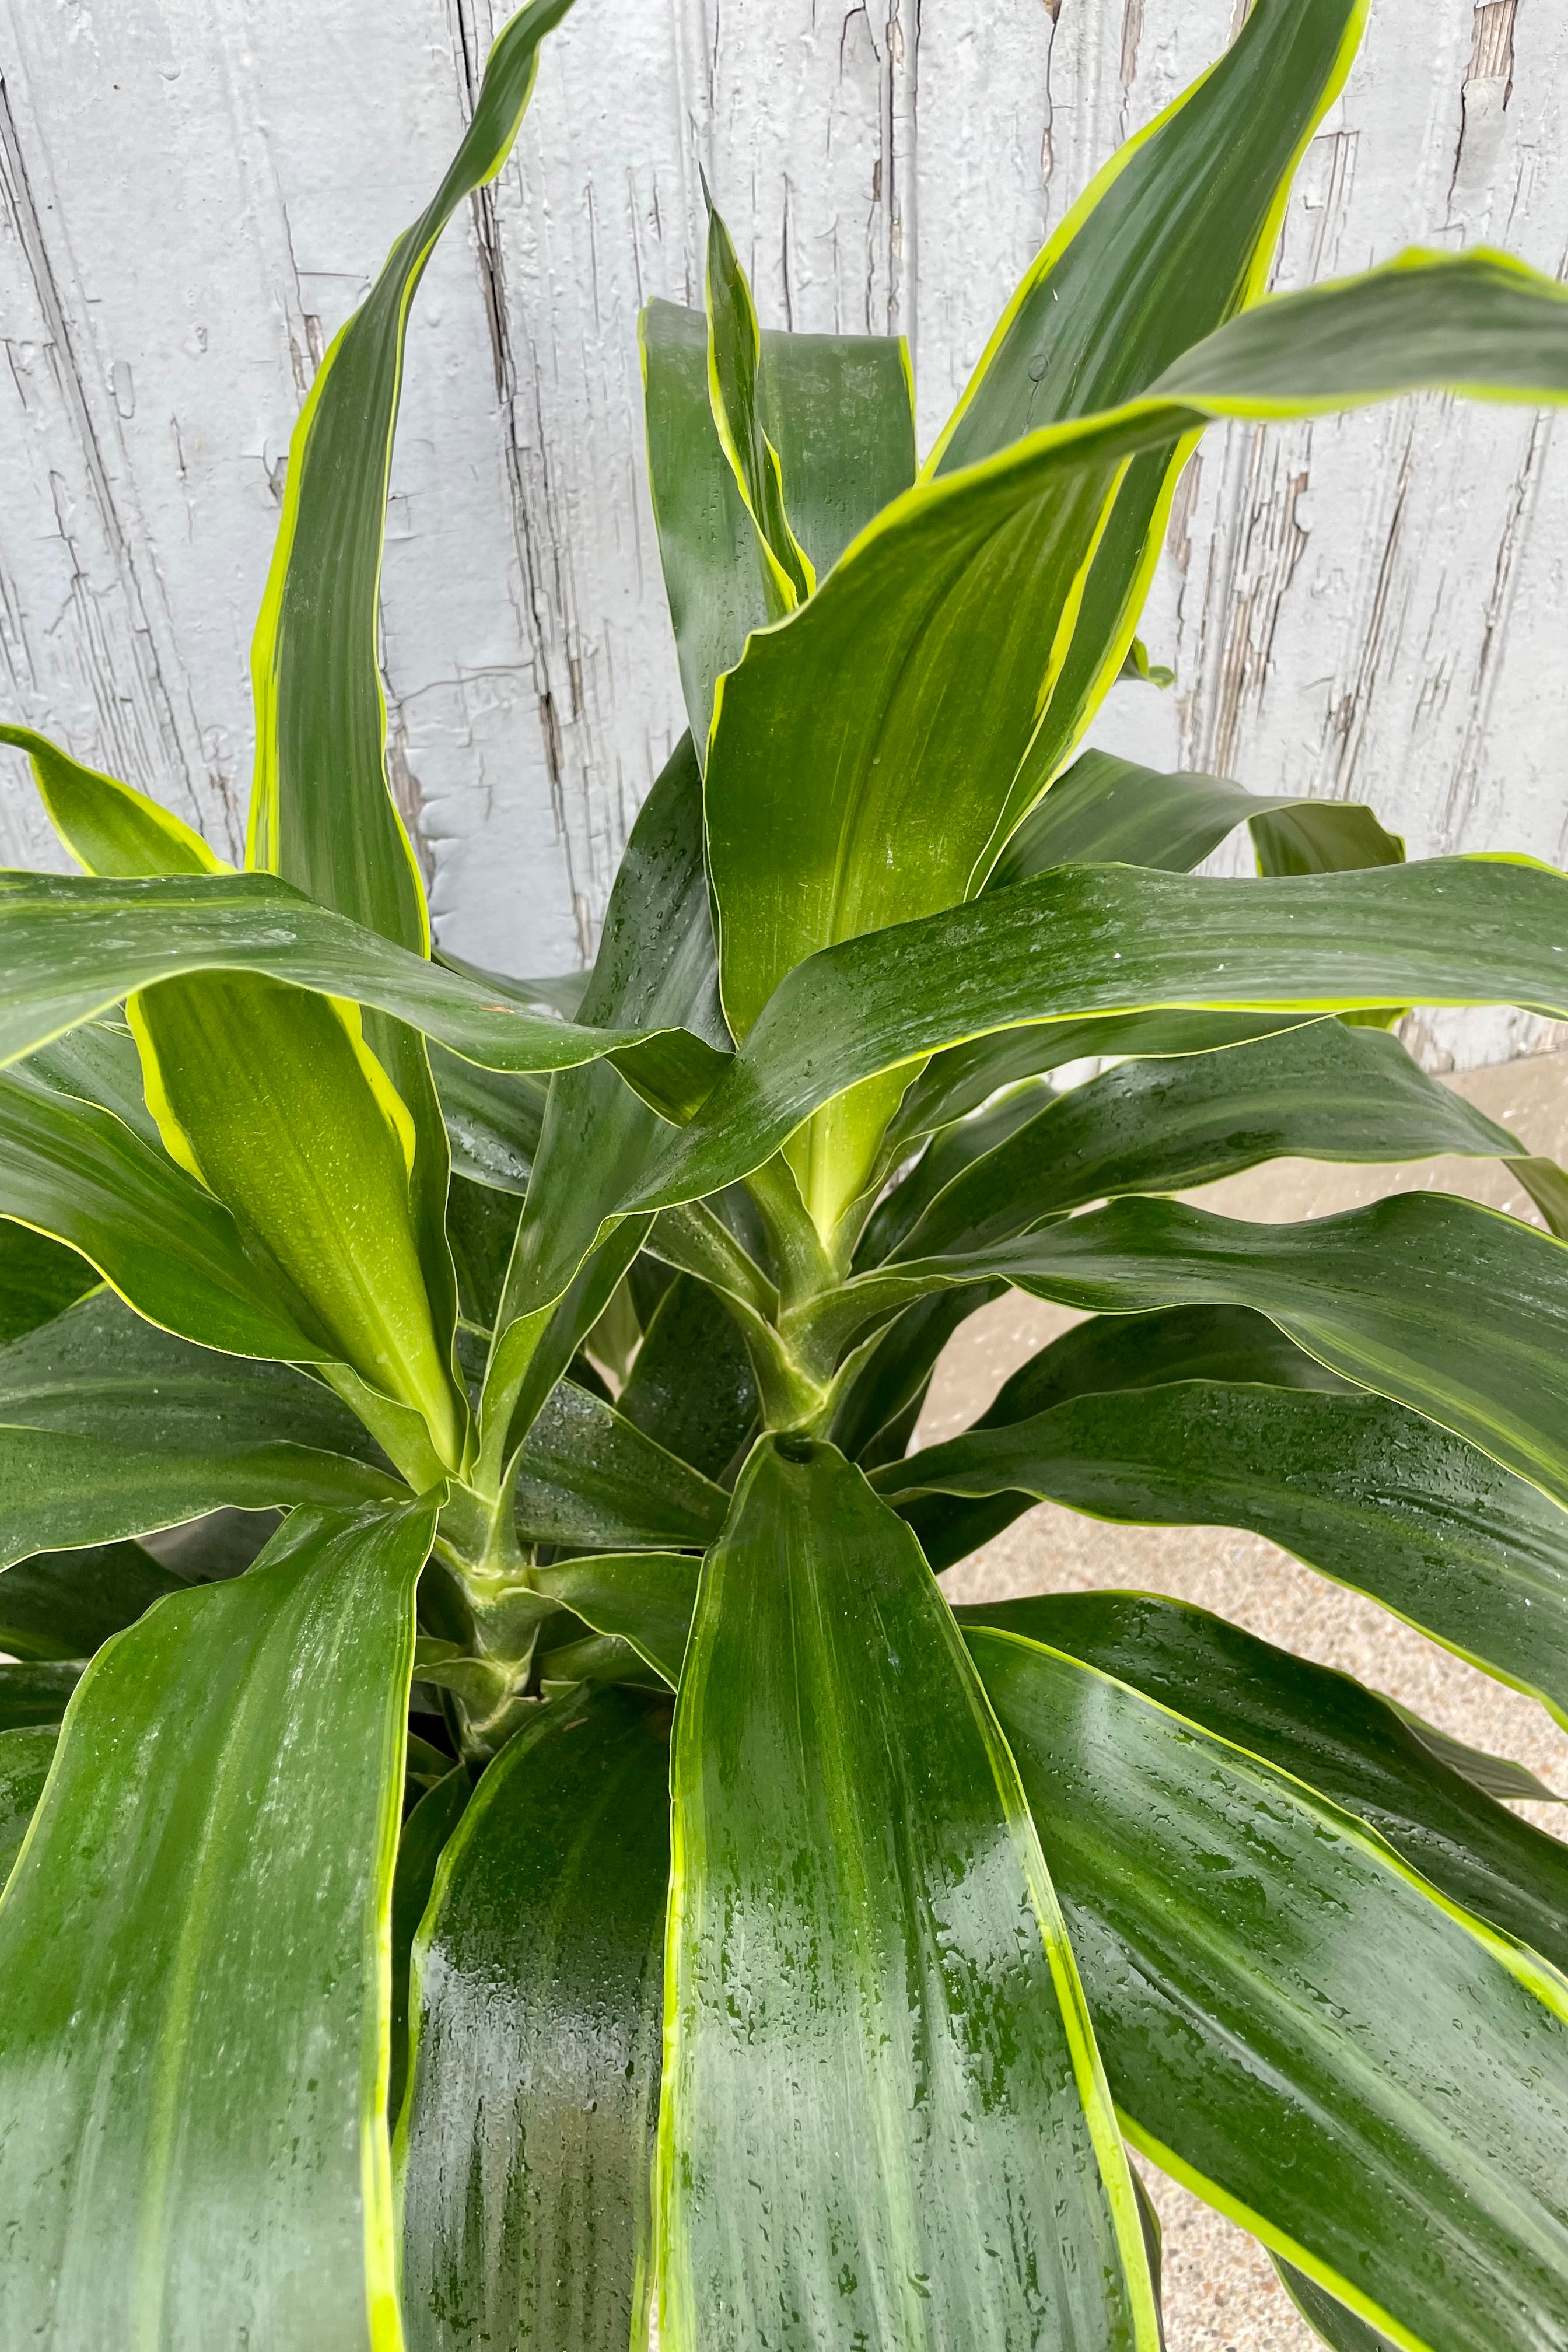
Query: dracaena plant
4,0,1568,2345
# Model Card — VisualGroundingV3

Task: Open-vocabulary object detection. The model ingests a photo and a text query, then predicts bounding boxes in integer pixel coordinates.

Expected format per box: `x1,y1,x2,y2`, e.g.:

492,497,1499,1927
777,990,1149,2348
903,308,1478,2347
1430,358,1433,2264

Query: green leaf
640,303,914,749
617,1272,758,1479
0,1499,433,2349
131,974,468,1466
657,1436,1157,2351
534,1550,700,1688
0,866,727,1112
888,1019,1515,1260
249,0,573,952
0,1424,404,1569
399,1688,669,2352
701,187,814,614
892,1303,1352,1569
513,1380,728,1551
10,728,471,1469
443,1174,521,1334
480,733,729,1470
388,1765,470,2126
1276,2261,1401,2352
0,1062,332,1363
828,1282,1003,1466
0,722,222,879
248,0,564,1434
700,0,1363,1229
430,1044,545,1194
908,1191,1568,1522
0,1660,80,1730
0,1217,98,1345
1390,1707,1563,1806
957,1591,1568,1977
0,1725,55,1890
929,0,1364,471
624,855,1568,1228
991,748,1402,887
974,1628,1568,2352
888,1009,1313,1147
0,1288,400,1564
0,1539,184,1661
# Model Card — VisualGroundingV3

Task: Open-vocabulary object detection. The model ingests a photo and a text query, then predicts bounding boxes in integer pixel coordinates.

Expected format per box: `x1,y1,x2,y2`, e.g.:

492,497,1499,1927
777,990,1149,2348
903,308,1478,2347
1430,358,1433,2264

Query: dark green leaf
0,1539,183,1661
617,1272,758,1479
534,1550,700,1688
0,1220,98,1346
641,300,915,748
886,1374,1568,1721
974,1626,1568,2352
991,750,1401,890
0,1497,434,2348
481,734,728,1468
0,1290,402,1564
890,1020,1515,1260
0,866,726,1112
702,0,1367,1228
513,1380,728,1551
626,856,1568,1224
1276,2260,1401,2352
389,1765,470,2125
657,1436,1157,2350
400,1688,669,2352
957,1591,1568,1975
430,1044,545,1194
0,1063,330,1362
0,1660,81,1731
0,1724,55,1889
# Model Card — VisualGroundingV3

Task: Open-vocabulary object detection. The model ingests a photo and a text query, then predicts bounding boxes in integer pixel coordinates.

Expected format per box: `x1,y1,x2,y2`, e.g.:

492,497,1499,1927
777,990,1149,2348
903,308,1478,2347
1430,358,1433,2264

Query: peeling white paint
0,0,1563,1074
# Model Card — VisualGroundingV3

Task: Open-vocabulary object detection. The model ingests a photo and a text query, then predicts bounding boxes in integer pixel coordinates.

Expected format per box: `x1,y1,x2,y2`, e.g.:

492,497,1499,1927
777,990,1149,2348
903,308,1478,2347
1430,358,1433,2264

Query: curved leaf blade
0,1539,184,1662
992,748,1402,888
0,1726,57,1890
399,1688,669,2352
891,1020,1516,1259
657,1436,1157,2352
975,1628,1568,2352
958,1591,1568,1976
513,1380,728,1552
0,1497,435,2351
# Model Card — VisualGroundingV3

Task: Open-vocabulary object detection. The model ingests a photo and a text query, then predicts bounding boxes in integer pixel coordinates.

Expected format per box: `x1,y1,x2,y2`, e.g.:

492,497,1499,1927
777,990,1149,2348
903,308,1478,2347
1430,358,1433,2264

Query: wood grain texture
0,0,1562,1067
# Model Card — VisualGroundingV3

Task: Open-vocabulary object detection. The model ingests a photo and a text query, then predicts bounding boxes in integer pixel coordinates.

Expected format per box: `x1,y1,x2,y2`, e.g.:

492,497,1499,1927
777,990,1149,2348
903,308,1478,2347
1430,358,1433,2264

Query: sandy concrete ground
925,1046,1568,2352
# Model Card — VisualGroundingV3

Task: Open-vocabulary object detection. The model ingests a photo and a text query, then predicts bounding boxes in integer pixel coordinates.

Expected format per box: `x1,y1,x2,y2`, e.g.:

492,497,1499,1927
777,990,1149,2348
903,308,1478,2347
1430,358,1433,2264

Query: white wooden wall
0,0,1562,1063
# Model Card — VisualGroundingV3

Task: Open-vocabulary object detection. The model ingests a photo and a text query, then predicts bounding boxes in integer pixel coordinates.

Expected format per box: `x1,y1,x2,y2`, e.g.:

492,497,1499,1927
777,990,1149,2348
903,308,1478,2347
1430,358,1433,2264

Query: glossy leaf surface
0,867,725,1111
482,734,728,1465
536,1550,700,1687
887,1380,1568,1723
702,0,1364,1228
920,1192,1568,1520
0,1290,400,1563
891,1020,1514,1259
624,856,1568,1223
0,1724,55,1889
657,1436,1156,2352
0,1058,339,1366
642,300,915,747
0,1660,82,1730
513,1380,728,1551
0,1539,185,1661
0,1217,97,1345
975,1629,1568,2352
400,1689,669,2352
992,750,1402,888
958,1591,1568,1974
617,1270,758,1478
0,1498,435,2351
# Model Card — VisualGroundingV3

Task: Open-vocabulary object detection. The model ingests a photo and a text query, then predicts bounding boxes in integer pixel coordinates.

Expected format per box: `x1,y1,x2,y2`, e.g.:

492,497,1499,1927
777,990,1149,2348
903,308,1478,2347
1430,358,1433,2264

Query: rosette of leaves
3,1,1568,2346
